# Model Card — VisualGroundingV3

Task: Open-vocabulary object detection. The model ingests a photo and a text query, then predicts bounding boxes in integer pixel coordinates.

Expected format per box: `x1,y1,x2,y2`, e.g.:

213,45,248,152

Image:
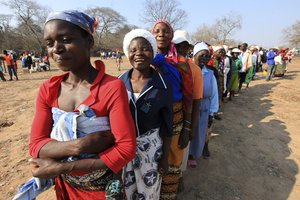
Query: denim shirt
202,66,219,115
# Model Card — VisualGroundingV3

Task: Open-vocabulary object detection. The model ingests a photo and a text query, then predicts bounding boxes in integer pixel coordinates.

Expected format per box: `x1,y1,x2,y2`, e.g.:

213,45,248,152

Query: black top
119,68,173,137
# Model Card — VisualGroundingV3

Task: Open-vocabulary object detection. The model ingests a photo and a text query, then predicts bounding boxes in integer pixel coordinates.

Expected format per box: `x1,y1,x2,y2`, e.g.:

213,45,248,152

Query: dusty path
0,58,299,200
178,58,300,200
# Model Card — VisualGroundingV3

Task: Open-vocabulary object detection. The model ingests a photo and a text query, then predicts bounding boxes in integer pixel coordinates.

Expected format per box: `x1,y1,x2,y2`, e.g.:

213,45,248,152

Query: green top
232,59,242,74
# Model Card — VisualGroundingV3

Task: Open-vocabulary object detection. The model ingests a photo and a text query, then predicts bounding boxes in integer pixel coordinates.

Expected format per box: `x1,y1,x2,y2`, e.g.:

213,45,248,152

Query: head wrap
123,29,157,58
151,19,174,38
279,48,286,54
45,10,99,35
151,19,178,63
193,42,209,56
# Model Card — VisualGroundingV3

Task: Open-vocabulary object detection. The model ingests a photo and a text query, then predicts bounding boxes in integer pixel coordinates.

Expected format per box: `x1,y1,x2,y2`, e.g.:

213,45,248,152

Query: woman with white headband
189,42,219,166
120,28,173,200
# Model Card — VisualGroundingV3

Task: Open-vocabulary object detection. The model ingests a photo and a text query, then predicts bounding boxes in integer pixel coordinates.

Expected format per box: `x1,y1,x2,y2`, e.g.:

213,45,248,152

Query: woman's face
215,49,225,58
240,44,247,52
152,22,173,50
44,20,92,72
175,42,191,57
194,50,210,68
232,52,240,59
128,37,153,72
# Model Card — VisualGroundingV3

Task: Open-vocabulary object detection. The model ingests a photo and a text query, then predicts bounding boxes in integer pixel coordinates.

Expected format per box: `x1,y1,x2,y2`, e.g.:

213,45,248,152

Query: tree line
0,0,137,55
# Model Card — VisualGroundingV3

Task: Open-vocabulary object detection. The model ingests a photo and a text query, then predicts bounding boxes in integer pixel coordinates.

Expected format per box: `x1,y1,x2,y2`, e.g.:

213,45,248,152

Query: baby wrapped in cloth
13,105,112,200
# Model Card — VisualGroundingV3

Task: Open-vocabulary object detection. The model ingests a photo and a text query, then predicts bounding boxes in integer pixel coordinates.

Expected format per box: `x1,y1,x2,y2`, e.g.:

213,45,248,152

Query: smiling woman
43,13,96,73
14,10,136,200
119,29,173,200
44,20,91,71
151,19,187,200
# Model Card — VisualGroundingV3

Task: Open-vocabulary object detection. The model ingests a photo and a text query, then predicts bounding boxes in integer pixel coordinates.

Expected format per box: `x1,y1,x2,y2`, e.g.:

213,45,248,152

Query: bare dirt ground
0,57,299,200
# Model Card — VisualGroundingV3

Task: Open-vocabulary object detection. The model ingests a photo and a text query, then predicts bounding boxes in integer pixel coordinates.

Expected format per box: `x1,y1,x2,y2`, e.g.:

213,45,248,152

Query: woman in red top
29,10,136,200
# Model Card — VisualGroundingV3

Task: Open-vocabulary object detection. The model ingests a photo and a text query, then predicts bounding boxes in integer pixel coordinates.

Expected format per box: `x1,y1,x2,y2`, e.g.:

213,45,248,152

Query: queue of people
12,10,295,200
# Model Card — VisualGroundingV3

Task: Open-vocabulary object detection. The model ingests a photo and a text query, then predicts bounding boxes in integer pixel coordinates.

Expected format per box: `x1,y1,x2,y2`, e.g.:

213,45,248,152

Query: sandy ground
0,57,299,200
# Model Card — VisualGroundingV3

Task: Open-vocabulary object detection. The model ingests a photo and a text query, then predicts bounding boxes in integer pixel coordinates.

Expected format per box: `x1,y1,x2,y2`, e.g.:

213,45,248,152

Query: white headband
193,42,209,56
123,29,157,58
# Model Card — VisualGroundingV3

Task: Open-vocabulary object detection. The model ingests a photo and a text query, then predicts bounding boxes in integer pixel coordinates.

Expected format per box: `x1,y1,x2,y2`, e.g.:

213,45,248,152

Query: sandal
187,159,197,168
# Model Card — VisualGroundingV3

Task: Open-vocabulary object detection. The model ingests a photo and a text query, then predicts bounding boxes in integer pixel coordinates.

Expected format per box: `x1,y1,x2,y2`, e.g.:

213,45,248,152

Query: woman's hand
30,158,65,179
77,131,115,155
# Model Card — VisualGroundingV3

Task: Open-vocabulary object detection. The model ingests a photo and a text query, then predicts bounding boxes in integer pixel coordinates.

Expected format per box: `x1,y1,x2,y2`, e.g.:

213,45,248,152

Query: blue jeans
7,65,18,80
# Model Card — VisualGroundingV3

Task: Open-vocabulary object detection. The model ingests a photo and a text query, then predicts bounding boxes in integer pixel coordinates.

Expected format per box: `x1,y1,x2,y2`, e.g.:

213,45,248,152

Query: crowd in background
0,51,51,81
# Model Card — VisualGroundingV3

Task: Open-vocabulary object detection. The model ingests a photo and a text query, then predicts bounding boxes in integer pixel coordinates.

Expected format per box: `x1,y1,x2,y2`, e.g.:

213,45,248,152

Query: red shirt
3,54,14,66
29,61,136,199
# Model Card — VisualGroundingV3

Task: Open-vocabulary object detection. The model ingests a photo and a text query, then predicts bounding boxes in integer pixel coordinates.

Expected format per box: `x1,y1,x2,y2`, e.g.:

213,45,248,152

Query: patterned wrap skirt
123,128,163,200
160,101,184,200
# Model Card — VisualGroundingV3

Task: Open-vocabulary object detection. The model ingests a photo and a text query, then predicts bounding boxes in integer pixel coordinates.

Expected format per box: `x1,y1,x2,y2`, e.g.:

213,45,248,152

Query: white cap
172,30,192,45
231,48,241,53
212,46,224,52
193,42,209,56
123,29,157,58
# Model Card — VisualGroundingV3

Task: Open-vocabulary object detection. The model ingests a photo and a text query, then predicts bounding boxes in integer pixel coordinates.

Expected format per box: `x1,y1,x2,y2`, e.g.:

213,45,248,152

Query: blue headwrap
45,10,98,35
